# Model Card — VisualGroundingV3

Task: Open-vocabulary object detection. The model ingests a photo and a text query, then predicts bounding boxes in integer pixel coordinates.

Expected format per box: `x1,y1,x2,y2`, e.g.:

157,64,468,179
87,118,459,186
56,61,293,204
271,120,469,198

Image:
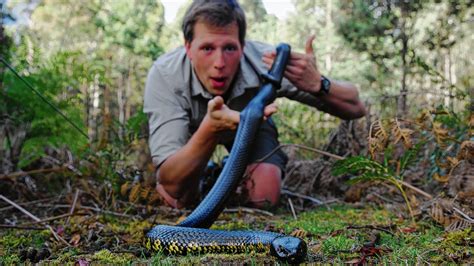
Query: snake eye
270,236,307,263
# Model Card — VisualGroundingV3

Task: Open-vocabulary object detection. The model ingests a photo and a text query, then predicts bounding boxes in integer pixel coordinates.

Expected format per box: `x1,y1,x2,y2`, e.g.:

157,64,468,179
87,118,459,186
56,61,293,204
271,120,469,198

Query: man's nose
213,50,225,69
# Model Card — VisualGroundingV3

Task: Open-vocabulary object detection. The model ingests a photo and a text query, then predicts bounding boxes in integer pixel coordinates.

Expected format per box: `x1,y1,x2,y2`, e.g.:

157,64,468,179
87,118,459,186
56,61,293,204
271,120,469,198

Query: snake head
270,236,307,263
270,236,307,264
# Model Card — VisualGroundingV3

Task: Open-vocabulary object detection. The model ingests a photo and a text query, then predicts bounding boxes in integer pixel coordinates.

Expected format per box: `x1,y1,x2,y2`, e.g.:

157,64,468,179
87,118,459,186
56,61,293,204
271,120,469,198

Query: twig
347,224,396,236
0,224,45,230
224,207,274,217
0,197,57,212
453,207,474,223
0,166,67,180
262,143,433,200
66,189,80,226
21,212,86,226
371,192,402,204
36,204,140,219
256,143,344,164
288,198,297,220
397,180,433,200
0,194,70,246
281,189,324,205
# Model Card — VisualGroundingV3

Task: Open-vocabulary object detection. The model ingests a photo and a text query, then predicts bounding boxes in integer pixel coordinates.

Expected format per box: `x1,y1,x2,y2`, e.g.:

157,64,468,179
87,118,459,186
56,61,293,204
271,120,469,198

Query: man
144,0,366,209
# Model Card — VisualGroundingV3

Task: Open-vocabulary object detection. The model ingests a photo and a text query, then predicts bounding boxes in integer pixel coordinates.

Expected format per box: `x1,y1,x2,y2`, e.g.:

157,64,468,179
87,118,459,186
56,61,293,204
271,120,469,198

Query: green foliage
332,156,393,184
1,38,90,169
274,99,339,155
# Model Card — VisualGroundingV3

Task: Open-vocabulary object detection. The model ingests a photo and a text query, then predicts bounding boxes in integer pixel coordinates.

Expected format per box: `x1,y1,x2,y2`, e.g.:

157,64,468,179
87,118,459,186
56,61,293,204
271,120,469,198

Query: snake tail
146,225,307,263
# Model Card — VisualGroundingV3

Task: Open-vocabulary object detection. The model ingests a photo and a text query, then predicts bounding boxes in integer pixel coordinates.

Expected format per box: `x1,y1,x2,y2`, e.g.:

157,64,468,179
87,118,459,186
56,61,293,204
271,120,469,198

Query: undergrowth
1,204,471,264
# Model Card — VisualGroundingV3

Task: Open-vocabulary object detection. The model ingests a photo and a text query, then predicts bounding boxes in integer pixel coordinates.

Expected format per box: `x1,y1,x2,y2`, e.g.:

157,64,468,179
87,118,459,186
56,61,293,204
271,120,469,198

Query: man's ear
184,41,193,60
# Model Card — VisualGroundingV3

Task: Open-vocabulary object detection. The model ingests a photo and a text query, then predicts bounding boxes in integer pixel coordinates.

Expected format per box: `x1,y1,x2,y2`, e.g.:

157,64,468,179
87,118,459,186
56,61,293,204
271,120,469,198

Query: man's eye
225,46,237,51
202,47,213,51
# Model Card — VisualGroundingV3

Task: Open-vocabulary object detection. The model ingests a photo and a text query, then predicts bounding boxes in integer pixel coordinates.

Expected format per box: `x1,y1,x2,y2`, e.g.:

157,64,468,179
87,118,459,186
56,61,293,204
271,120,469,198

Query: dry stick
453,207,474,223
281,189,323,205
37,204,140,219
0,224,45,230
65,189,80,226
224,207,274,217
21,212,86,226
0,194,70,246
0,197,57,212
288,198,297,220
261,143,433,200
0,166,67,180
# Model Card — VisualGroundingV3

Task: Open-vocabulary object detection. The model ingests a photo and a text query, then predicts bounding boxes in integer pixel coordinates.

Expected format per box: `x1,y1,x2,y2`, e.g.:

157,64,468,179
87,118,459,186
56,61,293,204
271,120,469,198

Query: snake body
146,44,307,263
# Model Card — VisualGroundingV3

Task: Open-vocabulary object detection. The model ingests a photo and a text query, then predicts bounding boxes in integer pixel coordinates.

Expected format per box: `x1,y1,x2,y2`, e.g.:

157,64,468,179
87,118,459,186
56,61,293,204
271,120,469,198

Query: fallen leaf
70,234,81,246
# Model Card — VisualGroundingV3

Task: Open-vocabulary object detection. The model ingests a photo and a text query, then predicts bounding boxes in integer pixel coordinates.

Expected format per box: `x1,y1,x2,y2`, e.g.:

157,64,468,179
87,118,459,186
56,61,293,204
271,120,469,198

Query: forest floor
0,191,472,264
1,117,473,264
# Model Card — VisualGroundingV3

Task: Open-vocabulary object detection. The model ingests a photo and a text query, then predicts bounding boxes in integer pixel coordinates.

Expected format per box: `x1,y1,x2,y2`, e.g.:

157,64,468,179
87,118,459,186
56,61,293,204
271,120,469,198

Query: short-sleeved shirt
144,41,324,169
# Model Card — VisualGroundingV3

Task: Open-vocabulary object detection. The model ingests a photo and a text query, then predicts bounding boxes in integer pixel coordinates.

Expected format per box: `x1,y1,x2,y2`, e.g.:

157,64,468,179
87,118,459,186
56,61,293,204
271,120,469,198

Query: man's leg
243,162,282,208
240,117,287,208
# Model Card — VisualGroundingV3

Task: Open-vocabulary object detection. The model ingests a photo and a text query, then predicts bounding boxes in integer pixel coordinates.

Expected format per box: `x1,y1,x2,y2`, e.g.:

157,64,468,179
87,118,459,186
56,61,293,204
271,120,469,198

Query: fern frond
432,122,450,148
368,120,388,159
399,141,424,175
332,156,392,184
392,118,414,149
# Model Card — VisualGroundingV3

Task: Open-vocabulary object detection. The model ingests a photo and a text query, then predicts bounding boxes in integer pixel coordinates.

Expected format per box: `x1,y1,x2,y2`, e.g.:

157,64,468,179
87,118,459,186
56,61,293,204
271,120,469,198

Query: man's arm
262,36,366,120
157,96,278,206
157,96,239,205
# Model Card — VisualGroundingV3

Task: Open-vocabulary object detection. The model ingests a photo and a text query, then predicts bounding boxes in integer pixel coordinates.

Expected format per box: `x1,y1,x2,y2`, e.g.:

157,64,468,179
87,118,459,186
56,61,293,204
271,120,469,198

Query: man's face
185,21,243,96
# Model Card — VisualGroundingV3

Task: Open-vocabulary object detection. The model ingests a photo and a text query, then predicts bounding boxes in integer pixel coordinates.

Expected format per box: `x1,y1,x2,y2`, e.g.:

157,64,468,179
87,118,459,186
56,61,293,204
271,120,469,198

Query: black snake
145,44,307,263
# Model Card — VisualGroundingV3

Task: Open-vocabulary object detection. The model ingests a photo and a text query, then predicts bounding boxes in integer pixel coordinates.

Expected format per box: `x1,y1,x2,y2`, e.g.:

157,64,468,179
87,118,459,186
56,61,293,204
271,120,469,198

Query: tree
338,1,426,116
26,0,165,142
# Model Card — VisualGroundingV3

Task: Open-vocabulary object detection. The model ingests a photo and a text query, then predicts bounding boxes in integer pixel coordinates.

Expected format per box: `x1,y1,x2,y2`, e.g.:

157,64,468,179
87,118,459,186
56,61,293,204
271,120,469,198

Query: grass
0,204,472,264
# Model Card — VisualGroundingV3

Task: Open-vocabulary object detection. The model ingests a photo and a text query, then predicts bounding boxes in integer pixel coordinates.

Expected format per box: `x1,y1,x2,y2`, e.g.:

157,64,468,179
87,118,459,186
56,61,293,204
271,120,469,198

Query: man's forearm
317,80,366,120
158,117,219,201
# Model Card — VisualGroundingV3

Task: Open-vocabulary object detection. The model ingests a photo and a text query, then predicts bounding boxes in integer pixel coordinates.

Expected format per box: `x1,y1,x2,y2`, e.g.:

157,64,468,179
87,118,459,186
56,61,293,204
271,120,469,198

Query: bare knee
244,163,282,208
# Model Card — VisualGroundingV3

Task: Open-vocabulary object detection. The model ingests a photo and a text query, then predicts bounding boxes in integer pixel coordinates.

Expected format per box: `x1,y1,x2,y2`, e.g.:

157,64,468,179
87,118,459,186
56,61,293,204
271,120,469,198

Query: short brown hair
182,0,247,46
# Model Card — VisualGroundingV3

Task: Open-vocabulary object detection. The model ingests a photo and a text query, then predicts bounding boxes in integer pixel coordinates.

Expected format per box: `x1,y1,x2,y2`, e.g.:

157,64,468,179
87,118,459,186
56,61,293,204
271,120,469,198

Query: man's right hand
205,96,278,134
206,96,240,132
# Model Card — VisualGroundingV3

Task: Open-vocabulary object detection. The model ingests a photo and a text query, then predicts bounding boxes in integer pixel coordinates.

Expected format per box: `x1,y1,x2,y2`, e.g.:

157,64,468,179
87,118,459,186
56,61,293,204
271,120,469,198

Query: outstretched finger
305,35,315,55
208,96,224,112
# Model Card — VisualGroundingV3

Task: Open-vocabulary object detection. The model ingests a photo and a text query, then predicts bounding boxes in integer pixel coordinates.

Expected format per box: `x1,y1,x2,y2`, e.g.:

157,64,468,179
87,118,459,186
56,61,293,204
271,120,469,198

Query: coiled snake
145,44,307,263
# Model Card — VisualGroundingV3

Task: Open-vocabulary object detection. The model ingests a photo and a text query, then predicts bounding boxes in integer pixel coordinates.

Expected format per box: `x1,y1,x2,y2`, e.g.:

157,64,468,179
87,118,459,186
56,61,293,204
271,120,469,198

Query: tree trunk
324,0,332,72
397,20,408,116
117,73,125,140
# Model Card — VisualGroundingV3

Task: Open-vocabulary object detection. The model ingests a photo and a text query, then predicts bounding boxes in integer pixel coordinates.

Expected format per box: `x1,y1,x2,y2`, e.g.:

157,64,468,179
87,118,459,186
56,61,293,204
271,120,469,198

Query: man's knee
244,162,282,208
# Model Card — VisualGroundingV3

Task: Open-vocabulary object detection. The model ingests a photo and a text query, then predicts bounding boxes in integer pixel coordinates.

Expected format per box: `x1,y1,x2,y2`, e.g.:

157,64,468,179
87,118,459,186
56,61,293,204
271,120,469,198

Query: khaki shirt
144,41,323,168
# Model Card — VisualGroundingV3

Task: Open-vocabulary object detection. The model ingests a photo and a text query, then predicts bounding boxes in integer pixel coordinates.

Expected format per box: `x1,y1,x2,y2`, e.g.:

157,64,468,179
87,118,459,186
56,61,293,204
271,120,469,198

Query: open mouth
210,77,227,88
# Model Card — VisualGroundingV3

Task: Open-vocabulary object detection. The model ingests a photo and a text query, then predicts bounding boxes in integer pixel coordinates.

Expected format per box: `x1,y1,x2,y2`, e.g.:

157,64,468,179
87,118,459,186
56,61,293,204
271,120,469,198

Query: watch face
321,76,330,94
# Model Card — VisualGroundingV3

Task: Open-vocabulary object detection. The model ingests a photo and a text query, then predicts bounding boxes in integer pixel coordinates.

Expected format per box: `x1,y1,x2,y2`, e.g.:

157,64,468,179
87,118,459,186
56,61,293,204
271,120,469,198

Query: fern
333,155,414,221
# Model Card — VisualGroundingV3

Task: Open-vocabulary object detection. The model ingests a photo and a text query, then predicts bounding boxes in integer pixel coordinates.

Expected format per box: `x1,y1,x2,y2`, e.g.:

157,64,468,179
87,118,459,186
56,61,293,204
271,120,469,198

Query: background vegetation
0,0,472,264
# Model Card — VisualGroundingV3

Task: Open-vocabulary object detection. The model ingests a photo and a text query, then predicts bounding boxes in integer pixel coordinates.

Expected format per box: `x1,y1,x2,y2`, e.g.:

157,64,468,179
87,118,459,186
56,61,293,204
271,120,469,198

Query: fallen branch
288,198,297,220
21,212,86,226
281,189,324,205
0,166,67,180
260,144,433,200
0,224,45,230
257,143,344,163
397,180,433,200
453,207,474,223
37,203,140,219
224,207,274,217
0,194,70,246
347,224,396,236
66,189,80,226
0,197,57,212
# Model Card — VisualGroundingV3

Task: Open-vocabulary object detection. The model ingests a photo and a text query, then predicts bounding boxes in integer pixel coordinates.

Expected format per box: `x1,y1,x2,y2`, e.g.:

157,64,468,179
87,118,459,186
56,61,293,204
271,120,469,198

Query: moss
91,249,135,264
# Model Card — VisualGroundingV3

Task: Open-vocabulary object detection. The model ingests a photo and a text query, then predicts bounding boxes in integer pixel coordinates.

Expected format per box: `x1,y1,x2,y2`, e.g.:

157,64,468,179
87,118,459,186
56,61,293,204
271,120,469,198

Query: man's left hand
262,35,322,94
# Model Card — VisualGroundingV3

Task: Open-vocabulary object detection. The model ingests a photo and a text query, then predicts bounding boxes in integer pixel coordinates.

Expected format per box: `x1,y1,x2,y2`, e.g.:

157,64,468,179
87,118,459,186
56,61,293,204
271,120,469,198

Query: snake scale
145,44,307,263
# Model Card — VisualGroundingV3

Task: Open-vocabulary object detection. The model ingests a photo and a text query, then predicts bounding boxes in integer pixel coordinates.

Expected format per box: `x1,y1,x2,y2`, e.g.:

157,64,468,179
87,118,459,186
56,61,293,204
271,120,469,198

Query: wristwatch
319,75,331,95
